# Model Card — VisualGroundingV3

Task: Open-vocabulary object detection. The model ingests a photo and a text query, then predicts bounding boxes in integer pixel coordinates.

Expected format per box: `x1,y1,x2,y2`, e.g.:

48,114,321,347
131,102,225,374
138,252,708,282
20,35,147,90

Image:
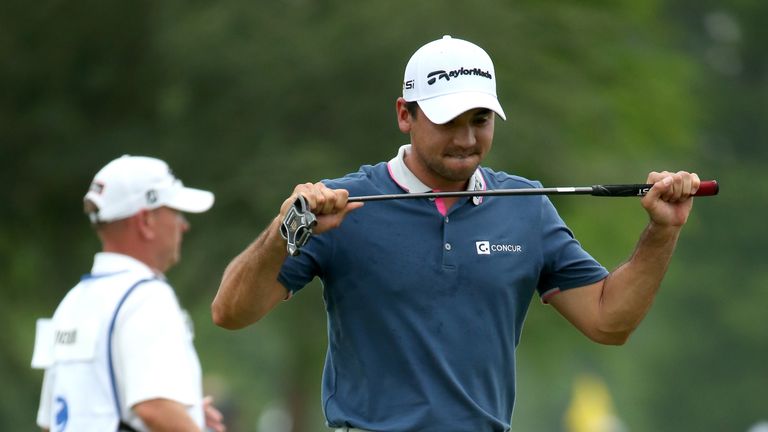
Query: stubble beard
427,153,481,184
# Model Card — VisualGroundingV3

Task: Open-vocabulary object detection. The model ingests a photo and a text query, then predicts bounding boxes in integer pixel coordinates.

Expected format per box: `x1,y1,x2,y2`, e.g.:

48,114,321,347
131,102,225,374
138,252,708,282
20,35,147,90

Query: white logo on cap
146,189,158,204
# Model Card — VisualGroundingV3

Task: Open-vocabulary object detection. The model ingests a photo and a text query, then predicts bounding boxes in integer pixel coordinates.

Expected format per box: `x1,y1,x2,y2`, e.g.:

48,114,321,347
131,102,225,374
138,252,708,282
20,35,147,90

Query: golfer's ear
135,209,156,240
396,97,412,133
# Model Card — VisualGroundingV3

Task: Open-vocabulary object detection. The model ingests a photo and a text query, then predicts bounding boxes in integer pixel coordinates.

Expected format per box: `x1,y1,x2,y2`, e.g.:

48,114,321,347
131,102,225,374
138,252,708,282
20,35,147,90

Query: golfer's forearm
599,222,681,337
212,217,288,329
134,398,201,432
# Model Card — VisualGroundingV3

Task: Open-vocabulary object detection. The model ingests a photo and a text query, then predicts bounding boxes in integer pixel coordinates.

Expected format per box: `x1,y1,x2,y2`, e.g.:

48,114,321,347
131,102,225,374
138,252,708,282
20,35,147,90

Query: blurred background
2,0,766,430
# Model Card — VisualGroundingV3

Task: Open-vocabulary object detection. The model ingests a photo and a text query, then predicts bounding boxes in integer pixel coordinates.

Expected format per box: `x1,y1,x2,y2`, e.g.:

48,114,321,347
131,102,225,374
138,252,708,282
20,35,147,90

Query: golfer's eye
473,111,492,125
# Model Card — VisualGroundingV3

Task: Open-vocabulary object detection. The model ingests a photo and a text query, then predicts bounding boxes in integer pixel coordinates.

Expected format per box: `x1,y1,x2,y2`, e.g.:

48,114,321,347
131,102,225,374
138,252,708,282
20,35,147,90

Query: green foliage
2,0,765,430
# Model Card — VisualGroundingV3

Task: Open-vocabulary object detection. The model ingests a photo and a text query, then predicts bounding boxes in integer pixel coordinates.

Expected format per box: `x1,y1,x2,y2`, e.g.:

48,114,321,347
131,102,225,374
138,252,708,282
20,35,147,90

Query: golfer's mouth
444,150,479,158
444,153,480,162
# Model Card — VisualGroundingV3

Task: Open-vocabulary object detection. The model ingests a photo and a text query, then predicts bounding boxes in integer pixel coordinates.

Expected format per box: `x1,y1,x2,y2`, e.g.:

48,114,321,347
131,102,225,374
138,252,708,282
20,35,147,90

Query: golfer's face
409,107,494,187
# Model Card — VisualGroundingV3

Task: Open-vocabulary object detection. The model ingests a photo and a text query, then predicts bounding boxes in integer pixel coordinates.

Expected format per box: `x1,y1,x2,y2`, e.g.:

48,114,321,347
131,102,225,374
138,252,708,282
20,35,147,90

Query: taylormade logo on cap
425,67,493,85
402,35,506,124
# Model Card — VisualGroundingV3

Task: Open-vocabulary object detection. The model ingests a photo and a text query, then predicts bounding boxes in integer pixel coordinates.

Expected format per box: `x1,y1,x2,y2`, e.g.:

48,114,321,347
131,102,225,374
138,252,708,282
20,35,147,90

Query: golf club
281,180,718,255
348,180,719,202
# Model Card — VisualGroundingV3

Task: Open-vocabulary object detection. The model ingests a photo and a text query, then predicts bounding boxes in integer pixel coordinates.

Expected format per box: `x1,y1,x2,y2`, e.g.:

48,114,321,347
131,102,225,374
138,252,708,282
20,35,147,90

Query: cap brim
417,92,506,125
165,187,215,214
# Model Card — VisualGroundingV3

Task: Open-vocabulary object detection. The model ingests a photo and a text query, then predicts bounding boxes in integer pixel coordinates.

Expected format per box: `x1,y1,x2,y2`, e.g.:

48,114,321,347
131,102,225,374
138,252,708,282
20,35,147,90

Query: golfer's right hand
280,182,364,235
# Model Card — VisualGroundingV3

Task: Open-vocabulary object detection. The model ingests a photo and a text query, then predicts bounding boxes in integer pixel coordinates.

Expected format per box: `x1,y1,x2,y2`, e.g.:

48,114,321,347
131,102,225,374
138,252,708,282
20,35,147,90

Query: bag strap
107,277,157,432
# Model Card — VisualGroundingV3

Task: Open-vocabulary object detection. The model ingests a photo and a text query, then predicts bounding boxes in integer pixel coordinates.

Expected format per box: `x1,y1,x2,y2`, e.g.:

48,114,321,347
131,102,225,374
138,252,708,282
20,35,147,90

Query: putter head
280,194,317,256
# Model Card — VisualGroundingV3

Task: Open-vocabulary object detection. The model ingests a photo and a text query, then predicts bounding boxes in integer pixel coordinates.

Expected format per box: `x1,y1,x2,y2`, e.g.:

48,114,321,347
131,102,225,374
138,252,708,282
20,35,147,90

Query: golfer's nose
453,124,477,148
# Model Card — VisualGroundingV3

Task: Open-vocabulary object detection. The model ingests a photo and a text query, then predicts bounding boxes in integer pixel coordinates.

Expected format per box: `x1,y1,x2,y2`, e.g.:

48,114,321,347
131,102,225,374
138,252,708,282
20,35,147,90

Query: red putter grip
695,180,719,196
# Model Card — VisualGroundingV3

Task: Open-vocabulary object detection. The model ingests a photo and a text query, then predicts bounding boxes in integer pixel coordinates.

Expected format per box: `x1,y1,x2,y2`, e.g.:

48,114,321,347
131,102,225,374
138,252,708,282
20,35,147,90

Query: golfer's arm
550,222,682,345
212,216,289,329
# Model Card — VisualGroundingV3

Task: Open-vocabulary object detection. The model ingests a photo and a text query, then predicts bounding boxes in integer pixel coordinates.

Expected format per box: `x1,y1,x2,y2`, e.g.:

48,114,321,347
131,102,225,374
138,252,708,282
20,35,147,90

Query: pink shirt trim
386,145,487,216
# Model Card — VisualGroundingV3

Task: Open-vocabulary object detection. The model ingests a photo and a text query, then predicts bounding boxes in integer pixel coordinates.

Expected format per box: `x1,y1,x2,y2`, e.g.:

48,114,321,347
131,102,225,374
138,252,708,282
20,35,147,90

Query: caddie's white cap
84,155,214,223
402,35,506,124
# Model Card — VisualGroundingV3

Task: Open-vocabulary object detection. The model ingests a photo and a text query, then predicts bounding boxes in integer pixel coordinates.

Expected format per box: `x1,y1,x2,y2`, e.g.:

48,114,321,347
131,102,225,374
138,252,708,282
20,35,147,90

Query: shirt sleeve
277,225,333,296
112,281,202,410
537,196,609,299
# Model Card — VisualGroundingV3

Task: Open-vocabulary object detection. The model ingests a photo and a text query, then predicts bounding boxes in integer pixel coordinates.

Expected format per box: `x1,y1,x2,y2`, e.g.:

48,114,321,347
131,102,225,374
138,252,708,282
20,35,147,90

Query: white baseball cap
402,35,506,124
84,155,214,223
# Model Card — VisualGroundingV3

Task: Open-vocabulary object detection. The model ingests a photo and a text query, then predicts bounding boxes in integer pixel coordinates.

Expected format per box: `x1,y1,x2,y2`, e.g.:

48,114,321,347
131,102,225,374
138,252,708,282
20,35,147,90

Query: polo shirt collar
91,252,164,280
387,144,487,205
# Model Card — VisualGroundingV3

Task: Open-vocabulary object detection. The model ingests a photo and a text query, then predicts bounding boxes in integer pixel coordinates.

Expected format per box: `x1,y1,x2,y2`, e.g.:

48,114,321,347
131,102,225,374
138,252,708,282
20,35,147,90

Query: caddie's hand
203,395,226,432
280,182,364,235
641,170,700,227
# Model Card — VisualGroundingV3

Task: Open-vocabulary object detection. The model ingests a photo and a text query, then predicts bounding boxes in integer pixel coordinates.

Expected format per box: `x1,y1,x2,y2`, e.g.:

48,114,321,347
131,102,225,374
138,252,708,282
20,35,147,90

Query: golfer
212,35,700,431
34,156,226,432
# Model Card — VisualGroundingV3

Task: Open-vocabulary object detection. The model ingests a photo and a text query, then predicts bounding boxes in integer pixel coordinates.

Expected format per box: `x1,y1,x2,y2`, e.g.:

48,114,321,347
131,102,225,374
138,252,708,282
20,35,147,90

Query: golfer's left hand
641,170,700,227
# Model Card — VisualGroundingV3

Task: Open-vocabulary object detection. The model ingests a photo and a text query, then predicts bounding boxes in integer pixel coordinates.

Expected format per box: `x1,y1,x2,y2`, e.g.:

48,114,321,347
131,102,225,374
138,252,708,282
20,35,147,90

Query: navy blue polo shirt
278,146,608,432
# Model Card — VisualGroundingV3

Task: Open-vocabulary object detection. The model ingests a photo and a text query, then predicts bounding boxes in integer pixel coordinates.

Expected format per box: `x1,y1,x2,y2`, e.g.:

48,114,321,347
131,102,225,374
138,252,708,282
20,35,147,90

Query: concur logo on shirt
476,241,523,255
